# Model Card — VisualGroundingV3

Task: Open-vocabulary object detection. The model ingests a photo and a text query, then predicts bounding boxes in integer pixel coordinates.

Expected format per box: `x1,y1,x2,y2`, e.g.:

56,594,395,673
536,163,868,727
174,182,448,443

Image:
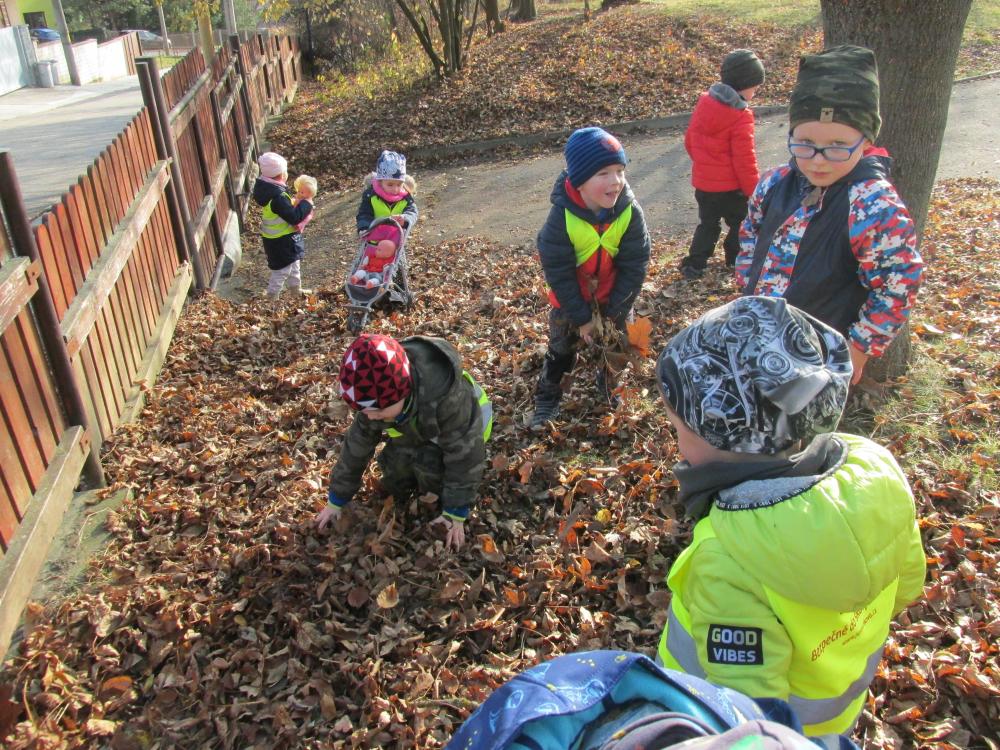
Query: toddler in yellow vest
654,296,925,742
531,127,650,428
251,151,317,299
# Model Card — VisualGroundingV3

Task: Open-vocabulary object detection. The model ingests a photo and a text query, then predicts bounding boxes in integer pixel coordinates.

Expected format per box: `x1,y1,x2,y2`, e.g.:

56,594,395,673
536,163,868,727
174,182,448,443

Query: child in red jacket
680,49,765,279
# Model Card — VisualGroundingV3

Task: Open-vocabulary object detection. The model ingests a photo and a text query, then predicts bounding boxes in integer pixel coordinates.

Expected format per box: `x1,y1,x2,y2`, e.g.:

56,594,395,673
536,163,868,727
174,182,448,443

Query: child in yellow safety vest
530,127,651,429
356,150,418,239
252,151,317,300
654,296,926,743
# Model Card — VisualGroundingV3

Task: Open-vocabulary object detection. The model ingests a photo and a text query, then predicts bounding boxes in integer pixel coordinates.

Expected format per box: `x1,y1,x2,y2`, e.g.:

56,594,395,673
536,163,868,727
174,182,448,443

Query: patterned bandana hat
656,296,852,454
789,44,881,142
375,150,407,180
339,334,412,410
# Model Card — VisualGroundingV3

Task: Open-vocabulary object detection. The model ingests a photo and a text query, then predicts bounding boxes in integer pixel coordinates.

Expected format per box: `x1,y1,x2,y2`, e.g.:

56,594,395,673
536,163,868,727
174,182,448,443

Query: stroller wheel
347,309,367,334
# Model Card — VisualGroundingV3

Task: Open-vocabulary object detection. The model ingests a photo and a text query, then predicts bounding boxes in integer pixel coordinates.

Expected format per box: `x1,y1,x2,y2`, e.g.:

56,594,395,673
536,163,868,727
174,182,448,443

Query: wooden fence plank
0,426,88,653
1,313,58,475
0,337,45,494
60,162,170,360
11,311,63,460
34,220,70,318
0,258,37,336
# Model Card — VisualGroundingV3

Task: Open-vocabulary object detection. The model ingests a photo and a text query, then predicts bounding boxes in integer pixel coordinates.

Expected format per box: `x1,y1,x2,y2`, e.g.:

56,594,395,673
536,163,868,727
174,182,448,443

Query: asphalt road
0,77,143,221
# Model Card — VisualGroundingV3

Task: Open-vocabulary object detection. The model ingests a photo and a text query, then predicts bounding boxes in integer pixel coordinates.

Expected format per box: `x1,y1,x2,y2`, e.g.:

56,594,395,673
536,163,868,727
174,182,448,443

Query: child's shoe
681,264,704,280
287,285,313,296
530,383,562,429
596,368,621,409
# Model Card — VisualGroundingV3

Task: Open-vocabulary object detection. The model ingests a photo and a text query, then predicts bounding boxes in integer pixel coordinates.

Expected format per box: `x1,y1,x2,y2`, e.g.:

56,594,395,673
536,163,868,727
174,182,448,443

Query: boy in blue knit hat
530,126,651,428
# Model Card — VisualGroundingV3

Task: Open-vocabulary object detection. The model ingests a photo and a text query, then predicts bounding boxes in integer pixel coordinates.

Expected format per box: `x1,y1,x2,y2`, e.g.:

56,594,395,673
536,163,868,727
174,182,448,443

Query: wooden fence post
136,57,210,291
0,152,105,488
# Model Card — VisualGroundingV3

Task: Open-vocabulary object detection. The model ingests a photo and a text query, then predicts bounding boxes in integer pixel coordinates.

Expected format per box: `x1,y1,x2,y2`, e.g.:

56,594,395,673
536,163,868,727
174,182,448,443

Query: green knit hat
789,45,881,142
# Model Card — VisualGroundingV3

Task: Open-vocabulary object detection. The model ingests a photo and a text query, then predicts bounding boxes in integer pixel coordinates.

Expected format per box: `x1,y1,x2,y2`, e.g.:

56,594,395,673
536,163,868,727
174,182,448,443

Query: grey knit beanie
721,49,765,92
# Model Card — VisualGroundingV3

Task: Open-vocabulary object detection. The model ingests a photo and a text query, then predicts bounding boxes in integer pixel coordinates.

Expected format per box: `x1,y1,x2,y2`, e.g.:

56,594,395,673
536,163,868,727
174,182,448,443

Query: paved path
0,77,142,220
386,76,1000,246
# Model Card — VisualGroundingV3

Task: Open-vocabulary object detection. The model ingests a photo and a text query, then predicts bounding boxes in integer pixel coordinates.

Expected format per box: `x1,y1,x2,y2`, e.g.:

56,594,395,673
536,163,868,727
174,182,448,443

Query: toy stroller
345,216,415,333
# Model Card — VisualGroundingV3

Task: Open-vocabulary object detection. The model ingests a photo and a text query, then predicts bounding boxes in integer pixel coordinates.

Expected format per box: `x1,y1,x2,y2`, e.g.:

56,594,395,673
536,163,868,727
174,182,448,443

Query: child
654,296,926,741
447,649,856,749
531,126,650,428
252,152,316,299
356,150,418,235
736,45,924,384
316,334,492,551
680,49,765,280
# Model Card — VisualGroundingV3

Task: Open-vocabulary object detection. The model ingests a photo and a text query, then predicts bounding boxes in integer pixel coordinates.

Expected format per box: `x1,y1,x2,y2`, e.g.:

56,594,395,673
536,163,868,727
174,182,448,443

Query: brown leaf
376,583,399,609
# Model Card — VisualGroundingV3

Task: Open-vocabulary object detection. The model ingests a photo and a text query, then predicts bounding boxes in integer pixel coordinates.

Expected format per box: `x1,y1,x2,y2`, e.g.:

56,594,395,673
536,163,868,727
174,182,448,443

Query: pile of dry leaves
273,7,820,187
0,178,997,749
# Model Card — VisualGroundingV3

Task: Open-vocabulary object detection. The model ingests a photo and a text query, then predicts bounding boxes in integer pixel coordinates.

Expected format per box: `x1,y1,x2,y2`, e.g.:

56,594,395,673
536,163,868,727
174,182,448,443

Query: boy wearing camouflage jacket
737,45,924,384
317,334,490,550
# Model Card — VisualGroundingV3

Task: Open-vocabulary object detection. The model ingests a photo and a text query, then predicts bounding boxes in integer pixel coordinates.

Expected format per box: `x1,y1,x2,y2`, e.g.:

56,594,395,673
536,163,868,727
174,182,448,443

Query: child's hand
849,345,870,385
391,215,406,226
429,515,465,550
315,504,341,531
578,321,595,345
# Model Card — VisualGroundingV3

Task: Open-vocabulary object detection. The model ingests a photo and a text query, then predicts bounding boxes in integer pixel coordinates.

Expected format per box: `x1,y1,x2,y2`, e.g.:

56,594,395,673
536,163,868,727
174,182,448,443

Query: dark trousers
683,189,748,269
535,306,630,397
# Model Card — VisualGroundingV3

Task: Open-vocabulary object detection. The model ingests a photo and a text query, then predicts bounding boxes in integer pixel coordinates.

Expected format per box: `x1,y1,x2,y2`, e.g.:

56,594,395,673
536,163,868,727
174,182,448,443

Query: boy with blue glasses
736,45,924,384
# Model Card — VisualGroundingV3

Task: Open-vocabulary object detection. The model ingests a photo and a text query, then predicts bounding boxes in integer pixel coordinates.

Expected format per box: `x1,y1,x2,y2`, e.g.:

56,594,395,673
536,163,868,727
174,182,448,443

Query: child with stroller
351,150,418,288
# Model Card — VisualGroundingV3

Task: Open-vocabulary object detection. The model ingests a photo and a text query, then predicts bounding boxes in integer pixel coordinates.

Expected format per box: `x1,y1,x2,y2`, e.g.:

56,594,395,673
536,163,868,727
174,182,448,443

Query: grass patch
154,54,184,69
644,0,820,27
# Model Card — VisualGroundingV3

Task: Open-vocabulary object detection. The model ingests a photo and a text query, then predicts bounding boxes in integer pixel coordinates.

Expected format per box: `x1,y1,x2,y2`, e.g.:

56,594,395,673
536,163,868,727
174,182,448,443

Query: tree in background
819,0,974,380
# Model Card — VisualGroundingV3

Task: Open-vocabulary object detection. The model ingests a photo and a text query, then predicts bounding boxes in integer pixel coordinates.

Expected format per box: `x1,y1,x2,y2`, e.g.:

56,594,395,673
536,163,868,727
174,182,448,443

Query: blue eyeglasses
787,135,866,162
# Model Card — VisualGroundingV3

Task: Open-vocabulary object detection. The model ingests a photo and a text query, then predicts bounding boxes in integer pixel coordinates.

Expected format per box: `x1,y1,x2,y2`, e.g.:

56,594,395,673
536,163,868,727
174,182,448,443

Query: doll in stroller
345,215,414,333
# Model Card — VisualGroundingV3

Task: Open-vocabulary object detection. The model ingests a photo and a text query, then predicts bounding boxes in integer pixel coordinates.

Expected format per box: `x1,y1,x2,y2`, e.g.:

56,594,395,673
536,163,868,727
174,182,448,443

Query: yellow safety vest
371,195,408,219
563,205,632,267
260,198,297,239
386,371,492,442
658,517,898,737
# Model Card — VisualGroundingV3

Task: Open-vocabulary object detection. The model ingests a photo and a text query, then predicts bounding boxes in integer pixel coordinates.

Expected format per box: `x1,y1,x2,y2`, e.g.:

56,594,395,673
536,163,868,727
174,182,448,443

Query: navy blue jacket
356,185,419,232
536,172,650,327
252,178,313,270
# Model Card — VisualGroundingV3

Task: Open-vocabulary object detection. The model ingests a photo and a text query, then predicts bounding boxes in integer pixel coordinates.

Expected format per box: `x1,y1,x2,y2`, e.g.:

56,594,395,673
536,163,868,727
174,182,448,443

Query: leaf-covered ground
0,178,996,748
273,7,821,187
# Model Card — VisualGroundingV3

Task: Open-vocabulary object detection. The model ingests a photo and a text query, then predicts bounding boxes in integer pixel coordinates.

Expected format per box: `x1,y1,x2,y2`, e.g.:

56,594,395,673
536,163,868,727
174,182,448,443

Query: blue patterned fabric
446,651,770,750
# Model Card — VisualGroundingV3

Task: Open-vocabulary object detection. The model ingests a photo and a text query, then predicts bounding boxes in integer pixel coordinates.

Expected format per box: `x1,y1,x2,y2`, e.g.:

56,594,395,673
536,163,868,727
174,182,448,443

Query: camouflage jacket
327,336,486,513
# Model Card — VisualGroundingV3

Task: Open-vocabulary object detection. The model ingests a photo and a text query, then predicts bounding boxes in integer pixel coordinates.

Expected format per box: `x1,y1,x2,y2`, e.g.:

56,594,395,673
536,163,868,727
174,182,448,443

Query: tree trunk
820,0,971,383
483,0,504,34
820,0,972,238
510,0,536,22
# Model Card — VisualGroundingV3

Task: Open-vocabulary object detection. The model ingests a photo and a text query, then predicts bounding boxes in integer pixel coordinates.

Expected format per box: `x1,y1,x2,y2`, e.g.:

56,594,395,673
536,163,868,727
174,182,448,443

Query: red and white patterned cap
339,334,412,410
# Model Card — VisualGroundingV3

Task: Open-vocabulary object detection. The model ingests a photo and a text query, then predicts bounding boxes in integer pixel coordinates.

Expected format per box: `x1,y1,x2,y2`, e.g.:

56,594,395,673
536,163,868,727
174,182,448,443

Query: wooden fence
0,32,300,652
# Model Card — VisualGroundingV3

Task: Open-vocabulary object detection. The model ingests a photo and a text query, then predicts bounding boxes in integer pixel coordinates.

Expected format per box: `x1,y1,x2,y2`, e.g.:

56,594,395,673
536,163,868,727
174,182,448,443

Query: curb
409,105,788,161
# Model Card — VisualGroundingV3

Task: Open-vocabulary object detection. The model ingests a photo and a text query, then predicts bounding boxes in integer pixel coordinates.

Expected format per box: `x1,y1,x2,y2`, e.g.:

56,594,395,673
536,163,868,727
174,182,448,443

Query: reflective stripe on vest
386,371,492,442
657,517,896,736
261,199,296,239
564,204,632,267
371,195,408,219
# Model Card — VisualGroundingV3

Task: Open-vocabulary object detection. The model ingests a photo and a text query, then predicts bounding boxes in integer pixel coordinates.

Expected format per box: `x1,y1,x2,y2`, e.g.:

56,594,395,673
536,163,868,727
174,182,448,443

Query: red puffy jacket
684,84,760,196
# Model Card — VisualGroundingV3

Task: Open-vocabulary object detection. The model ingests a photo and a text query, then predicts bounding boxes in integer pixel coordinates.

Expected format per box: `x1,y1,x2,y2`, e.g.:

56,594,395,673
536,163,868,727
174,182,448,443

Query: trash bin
34,60,57,88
